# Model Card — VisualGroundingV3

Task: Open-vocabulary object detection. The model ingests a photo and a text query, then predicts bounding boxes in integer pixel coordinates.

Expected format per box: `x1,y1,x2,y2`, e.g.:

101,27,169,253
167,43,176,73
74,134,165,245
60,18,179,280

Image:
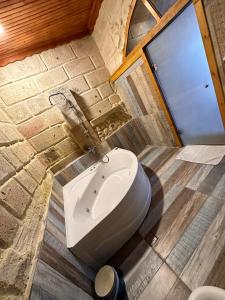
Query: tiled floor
109,146,225,300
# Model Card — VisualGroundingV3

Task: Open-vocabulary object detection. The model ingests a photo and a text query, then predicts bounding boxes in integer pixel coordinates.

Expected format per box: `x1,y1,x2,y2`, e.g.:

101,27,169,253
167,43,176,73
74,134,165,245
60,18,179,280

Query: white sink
189,286,225,300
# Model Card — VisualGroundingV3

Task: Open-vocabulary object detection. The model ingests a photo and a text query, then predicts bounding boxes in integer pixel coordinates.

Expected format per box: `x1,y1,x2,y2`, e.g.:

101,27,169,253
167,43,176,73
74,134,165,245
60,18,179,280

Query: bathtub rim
63,148,140,248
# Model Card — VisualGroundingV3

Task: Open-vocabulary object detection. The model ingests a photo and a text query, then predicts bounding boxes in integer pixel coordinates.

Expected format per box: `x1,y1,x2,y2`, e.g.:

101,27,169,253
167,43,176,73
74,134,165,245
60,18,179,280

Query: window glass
150,0,178,16
126,0,156,55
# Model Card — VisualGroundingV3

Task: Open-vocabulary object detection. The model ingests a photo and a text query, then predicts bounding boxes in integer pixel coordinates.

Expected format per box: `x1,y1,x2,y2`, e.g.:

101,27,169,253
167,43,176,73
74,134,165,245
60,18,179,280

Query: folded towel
176,145,225,165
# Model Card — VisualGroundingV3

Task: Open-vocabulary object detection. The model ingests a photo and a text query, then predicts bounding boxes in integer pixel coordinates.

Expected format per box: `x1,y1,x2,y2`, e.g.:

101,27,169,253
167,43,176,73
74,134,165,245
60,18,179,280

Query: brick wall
0,101,53,299
92,0,132,74
0,35,123,299
0,36,120,172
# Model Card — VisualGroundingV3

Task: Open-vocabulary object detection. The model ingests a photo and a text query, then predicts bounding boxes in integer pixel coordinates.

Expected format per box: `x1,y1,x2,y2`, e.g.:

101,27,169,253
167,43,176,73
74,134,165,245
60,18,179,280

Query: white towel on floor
176,145,225,165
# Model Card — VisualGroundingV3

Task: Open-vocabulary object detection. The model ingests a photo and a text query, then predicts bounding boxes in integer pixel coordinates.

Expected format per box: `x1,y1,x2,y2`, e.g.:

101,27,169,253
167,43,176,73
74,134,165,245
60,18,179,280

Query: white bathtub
63,148,151,270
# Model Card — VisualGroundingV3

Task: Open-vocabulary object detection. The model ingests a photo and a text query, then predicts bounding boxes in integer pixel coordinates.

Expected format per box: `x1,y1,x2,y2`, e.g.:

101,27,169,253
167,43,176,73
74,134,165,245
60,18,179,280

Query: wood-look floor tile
137,146,156,160
165,280,191,300
151,150,180,180
151,162,201,206
47,210,65,235
210,173,225,200
121,241,162,300
40,242,93,296
48,201,65,226
109,232,143,269
31,284,58,300
197,158,225,196
140,185,184,239
181,200,225,290
141,147,167,169
205,245,225,289
186,164,214,191
166,194,225,275
151,188,194,240
44,230,95,281
154,189,207,259
31,261,92,300
144,147,179,174
46,219,66,246
145,156,182,194
139,263,177,300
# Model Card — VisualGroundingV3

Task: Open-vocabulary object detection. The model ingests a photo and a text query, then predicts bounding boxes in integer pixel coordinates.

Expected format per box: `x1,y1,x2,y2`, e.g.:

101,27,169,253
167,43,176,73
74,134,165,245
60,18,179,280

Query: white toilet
189,286,225,300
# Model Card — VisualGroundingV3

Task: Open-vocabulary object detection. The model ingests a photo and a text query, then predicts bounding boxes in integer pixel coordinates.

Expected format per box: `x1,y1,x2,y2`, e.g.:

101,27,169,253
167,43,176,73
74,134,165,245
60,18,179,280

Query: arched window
125,0,178,56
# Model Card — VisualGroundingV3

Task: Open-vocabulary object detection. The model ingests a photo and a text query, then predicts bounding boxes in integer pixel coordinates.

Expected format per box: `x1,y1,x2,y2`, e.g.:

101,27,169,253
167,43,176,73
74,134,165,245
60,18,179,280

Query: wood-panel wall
114,58,176,147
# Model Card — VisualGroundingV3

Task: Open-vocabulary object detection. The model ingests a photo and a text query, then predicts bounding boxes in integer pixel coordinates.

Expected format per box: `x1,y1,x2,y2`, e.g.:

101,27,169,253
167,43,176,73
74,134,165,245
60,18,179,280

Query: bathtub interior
63,148,138,247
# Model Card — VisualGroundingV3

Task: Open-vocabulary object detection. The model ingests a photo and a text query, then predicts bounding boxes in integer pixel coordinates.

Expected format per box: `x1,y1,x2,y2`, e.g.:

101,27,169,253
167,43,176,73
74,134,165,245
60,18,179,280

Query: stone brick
0,249,31,293
85,98,112,120
109,94,121,105
0,108,12,123
23,141,36,158
40,44,75,69
0,127,9,145
0,206,19,248
51,150,83,173
7,54,47,81
41,106,64,126
97,82,114,98
0,179,31,218
63,76,89,94
38,147,61,166
0,153,15,184
13,175,52,253
6,102,32,124
79,89,101,110
0,78,40,105
55,137,79,157
85,67,110,88
11,142,31,165
64,57,95,78
90,52,105,68
0,66,11,87
70,36,99,57
25,95,51,115
16,170,38,194
29,125,67,152
17,115,48,139
35,67,68,91
25,159,46,183
0,147,23,171
0,124,23,143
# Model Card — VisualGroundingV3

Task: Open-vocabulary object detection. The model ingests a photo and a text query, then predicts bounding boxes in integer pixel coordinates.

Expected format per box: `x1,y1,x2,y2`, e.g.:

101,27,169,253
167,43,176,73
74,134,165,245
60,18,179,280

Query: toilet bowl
189,286,225,300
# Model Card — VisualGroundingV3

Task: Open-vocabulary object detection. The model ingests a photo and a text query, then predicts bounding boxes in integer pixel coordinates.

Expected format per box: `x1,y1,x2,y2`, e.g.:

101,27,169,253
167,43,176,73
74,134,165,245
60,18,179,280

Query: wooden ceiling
0,0,102,66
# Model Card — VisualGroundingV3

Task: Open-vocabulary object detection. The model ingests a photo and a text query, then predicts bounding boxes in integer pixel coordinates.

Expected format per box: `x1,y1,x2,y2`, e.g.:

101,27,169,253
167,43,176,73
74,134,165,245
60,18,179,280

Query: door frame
111,0,225,147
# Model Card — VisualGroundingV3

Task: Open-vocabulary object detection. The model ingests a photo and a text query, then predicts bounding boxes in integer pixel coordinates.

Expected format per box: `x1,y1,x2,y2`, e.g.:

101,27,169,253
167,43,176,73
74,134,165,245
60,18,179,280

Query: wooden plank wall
204,0,225,97
114,58,176,147
0,0,102,66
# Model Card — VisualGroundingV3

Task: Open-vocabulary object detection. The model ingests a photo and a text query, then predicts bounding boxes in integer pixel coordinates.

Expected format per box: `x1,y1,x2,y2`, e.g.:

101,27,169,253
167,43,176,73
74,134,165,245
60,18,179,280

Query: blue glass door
145,4,225,144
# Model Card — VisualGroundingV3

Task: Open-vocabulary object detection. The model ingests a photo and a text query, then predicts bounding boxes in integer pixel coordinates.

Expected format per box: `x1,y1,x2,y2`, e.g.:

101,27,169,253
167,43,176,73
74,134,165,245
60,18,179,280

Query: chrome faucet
85,145,96,154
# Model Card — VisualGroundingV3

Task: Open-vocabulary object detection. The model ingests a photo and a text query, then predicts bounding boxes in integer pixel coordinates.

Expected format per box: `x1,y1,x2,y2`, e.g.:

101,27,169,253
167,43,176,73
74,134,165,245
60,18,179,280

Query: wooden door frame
111,0,225,147
194,0,225,130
